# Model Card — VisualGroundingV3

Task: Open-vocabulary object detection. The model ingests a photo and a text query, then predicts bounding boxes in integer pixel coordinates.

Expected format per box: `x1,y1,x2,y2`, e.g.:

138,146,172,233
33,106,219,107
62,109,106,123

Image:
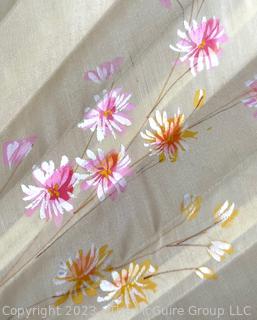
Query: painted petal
60,155,69,167
3,136,36,169
76,157,88,168
100,280,117,292
194,89,206,109
86,149,97,160
32,167,46,185
60,200,73,212
113,114,131,126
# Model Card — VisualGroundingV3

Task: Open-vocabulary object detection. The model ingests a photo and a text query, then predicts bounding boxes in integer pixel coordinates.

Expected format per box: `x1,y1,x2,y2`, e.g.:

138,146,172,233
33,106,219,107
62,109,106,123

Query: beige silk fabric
0,0,257,319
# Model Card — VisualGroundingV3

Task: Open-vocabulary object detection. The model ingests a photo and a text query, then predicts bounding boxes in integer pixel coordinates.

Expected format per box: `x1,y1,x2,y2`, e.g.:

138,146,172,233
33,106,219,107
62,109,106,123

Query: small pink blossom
78,88,134,142
241,75,257,117
3,136,37,169
84,57,123,84
160,0,171,8
76,145,131,201
21,156,82,227
170,17,227,76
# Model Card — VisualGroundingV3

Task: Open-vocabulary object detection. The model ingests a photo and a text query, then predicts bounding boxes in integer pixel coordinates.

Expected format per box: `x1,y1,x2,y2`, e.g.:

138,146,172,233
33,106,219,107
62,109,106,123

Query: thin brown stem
167,243,207,248
131,152,151,168
176,0,185,22
74,131,95,172
170,221,218,247
144,267,196,279
113,217,187,270
0,191,96,287
0,164,20,196
154,67,192,113
137,159,159,175
188,101,240,130
127,60,185,150
189,0,195,25
196,0,205,19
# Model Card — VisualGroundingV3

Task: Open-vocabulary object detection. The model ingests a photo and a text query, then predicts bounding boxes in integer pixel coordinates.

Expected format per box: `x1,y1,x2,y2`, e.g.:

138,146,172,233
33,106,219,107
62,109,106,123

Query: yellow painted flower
213,201,238,227
181,193,202,220
207,241,233,262
195,266,217,280
97,260,157,310
141,110,197,162
54,245,112,306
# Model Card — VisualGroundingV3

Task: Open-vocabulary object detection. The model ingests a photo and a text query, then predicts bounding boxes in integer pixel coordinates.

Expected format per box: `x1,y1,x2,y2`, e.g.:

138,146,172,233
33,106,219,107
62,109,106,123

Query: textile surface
0,0,257,319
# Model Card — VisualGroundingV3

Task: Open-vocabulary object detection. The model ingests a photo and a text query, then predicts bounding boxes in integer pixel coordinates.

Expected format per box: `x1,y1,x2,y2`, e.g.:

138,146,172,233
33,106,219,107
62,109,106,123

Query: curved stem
0,164,20,196
74,131,95,172
196,0,205,19
113,217,187,270
144,267,196,279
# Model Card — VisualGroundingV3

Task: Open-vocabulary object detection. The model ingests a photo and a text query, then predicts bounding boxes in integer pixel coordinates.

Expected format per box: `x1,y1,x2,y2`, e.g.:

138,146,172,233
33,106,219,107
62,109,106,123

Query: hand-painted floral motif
193,88,206,109
207,241,233,262
170,17,227,76
195,266,217,280
21,156,81,227
141,110,197,162
78,88,134,142
241,75,257,117
213,201,238,227
97,260,157,310
3,136,37,169
84,57,123,83
54,245,112,306
76,145,131,201
181,193,202,220
159,0,171,9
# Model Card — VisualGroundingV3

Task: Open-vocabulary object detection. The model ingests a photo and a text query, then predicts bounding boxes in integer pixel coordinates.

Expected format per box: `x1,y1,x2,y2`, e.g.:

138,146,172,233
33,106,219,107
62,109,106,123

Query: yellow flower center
103,110,113,118
198,39,206,49
100,168,112,178
48,183,60,198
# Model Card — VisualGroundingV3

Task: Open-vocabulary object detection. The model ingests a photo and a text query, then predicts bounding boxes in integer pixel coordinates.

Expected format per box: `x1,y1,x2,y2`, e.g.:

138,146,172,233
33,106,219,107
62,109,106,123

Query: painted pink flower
160,0,171,8
84,57,123,84
78,88,134,142
170,17,227,76
3,136,37,169
241,75,257,117
21,156,81,227
76,145,131,201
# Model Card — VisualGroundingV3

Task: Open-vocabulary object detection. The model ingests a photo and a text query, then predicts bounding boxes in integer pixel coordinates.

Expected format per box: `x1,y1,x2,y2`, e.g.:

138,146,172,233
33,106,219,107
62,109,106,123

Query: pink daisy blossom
21,156,82,227
160,0,171,9
76,145,131,201
241,75,257,117
84,57,123,84
78,88,134,142
3,136,37,169
170,17,227,76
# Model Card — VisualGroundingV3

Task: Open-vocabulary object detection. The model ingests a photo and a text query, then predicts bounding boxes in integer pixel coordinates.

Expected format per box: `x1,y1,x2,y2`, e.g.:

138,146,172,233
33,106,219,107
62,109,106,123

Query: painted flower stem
114,220,218,271
74,131,95,172
144,267,196,280
127,65,191,150
0,164,19,196
196,0,205,19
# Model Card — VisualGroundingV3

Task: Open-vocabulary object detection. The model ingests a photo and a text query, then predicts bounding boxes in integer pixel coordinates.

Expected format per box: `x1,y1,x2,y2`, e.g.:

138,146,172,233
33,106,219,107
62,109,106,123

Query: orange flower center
103,109,113,118
97,152,119,179
48,183,60,199
198,39,206,49
100,168,112,178
160,118,182,146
